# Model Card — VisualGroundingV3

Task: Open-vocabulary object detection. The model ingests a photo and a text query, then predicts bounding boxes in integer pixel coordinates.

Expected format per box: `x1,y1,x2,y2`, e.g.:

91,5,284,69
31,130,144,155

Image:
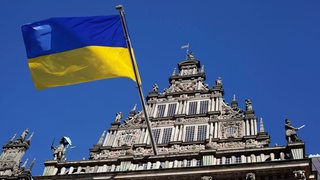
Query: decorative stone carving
220,121,243,138
51,136,72,162
218,142,245,149
152,84,158,92
115,112,122,123
220,102,244,120
245,139,258,148
215,77,222,86
245,99,253,111
201,176,213,180
285,119,303,143
180,117,209,124
293,170,306,180
165,78,208,94
116,129,141,147
151,120,175,127
246,172,256,180
124,111,144,125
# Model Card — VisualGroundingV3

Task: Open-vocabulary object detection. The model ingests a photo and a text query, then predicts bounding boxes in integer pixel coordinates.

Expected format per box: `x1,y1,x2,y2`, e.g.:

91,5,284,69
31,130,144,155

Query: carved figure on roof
285,119,304,143
215,77,222,86
245,99,253,111
152,84,158,92
115,112,122,123
51,136,72,161
187,52,195,60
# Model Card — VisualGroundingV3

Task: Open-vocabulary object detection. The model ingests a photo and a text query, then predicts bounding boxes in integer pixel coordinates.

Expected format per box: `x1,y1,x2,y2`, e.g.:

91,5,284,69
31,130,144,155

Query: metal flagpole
116,5,158,156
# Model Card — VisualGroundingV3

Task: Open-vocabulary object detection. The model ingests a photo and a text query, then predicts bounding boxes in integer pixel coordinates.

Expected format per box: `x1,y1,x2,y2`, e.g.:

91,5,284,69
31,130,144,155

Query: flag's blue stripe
21,15,126,59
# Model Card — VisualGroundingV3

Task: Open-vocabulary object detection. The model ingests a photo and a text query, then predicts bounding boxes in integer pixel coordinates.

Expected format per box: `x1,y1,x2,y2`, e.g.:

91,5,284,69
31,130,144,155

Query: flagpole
116,5,158,156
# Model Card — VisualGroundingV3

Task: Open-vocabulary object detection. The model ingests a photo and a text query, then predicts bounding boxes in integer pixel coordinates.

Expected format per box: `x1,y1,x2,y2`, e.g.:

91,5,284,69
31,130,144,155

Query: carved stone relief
293,170,306,180
220,121,243,138
116,129,141,147
246,172,256,180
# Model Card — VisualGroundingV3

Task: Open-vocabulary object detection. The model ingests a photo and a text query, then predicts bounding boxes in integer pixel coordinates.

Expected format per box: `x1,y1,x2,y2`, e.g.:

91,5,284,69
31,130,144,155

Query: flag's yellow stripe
28,46,136,90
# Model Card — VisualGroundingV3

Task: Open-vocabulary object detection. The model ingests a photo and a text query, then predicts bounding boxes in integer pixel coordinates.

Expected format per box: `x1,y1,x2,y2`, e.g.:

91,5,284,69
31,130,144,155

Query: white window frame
184,124,208,142
150,127,173,144
187,99,210,115
153,102,179,118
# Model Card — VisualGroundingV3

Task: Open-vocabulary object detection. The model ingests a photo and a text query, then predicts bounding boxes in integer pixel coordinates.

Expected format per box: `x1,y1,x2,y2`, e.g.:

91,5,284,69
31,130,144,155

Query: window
188,102,197,115
185,126,195,142
235,156,241,164
157,105,166,117
196,159,202,166
167,103,177,117
199,100,209,114
186,160,192,167
143,163,147,170
161,128,172,144
197,125,207,141
225,157,231,164
152,129,161,144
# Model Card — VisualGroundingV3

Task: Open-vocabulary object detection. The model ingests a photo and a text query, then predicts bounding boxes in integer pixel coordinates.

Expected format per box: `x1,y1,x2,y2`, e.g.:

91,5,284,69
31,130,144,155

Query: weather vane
181,43,190,57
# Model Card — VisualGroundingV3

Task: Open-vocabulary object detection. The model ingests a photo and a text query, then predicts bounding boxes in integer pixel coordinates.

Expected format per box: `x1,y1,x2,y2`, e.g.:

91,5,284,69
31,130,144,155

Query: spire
6,134,16,145
172,68,176,76
26,131,34,144
129,104,137,117
17,128,29,142
10,134,16,141
26,158,35,172
97,131,106,145
132,104,137,111
260,117,265,132
21,158,29,169
201,65,204,73
231,94,238,110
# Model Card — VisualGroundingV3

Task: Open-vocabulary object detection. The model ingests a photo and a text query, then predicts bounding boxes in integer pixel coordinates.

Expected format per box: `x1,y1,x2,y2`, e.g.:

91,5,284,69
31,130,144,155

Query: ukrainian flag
21,15,138,90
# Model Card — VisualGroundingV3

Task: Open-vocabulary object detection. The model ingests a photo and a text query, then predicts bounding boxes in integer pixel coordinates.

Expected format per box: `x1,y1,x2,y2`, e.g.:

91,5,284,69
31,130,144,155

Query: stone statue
215,77,222,86
187,52,195,60
285,119,303,143
152,84,158,92
51,137,72,161
245,99,253,111
246,172,256,180
115,112,122,123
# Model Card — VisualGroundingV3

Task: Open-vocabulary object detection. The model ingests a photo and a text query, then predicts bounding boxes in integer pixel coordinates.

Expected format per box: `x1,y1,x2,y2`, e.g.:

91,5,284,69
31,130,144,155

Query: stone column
103,131,110,146
171,126,176,141
143,128,149,144
178,101,183,114
210,98,215,111
210,122,214,139
214,122,218,138
254,119,257,135
179,125,184,141
152,105,158,117
246,120,250,136
250,119,254,136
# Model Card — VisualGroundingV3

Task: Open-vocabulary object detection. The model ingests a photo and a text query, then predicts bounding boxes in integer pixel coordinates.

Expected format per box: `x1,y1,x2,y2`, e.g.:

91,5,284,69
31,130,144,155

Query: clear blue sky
1,1,319,176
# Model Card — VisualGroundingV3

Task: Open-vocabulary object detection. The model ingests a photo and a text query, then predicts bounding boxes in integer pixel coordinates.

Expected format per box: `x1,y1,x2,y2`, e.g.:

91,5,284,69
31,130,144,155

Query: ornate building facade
34,53,317,179
0,129,34,180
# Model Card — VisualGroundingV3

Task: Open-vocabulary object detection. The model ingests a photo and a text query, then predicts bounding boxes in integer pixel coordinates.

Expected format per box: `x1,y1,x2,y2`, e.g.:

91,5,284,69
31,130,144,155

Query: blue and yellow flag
21,15,138,90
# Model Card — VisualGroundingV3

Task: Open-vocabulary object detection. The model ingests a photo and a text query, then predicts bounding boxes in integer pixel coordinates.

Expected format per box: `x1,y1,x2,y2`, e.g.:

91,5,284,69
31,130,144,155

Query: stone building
34,53,317,179
0,129,34,180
